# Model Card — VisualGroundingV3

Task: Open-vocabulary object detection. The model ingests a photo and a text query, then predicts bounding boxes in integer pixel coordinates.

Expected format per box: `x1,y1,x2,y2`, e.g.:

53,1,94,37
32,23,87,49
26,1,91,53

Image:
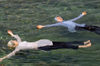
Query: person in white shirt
37,11,100,34
0,30,91,62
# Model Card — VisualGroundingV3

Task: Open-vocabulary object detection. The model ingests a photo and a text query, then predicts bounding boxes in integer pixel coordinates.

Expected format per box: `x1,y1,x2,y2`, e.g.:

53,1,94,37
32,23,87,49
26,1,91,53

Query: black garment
38,41,84,51
75,25,100,34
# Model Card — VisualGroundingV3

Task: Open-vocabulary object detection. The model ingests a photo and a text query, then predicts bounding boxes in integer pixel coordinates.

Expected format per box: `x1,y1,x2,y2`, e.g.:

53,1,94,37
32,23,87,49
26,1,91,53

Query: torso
62,21,76,27
15,39,53,50
59,21,85,32
16,41,36,50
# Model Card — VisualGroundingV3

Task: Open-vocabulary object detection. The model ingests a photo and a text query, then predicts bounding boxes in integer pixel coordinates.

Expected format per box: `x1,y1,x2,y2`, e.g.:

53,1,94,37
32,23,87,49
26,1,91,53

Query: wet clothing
6,35,53,58
44,14,100,34
39,41,84,51
5,35,85,58
75,25,100,34
45,14,85,32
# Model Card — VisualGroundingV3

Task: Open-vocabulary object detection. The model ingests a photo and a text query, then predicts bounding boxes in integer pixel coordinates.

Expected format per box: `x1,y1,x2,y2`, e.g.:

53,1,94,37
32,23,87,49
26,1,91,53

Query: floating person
37,11,100,34
0,30,91,62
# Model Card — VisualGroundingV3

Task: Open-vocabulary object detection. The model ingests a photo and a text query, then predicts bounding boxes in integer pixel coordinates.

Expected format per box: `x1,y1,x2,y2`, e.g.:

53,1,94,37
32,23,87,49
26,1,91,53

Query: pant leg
38,42,79,51
75,25,100,34
62,41,84,45
53,42,79,49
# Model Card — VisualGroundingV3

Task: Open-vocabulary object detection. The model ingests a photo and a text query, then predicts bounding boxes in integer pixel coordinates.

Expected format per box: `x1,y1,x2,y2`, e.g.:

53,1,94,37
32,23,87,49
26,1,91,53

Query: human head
7,40,18,48
55,16,64,22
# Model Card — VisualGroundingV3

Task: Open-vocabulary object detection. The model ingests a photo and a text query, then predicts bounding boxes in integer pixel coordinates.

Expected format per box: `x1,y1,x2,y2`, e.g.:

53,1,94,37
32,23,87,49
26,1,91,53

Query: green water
0,0,100,66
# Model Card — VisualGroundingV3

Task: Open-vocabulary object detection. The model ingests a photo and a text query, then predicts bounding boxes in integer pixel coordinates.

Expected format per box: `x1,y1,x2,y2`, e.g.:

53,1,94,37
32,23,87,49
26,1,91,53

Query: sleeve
45,23,61,27
69,14,84,21
2,49,19,60
13,35,22,43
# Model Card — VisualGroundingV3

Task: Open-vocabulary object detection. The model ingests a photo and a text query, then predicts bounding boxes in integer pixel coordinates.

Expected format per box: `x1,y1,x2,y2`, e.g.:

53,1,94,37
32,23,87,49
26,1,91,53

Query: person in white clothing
0,30,53,62
0,30,91,62
37,11,100,34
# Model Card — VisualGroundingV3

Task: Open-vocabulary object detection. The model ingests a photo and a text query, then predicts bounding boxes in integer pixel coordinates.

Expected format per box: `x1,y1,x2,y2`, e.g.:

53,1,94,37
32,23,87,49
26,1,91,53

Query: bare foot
79,41,91,48
85,42,91,47
84,40,90,45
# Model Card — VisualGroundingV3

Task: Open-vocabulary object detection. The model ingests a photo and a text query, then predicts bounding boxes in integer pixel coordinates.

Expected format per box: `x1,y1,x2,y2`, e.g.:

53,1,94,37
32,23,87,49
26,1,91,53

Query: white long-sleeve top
4,35,53,59
45,14,86,32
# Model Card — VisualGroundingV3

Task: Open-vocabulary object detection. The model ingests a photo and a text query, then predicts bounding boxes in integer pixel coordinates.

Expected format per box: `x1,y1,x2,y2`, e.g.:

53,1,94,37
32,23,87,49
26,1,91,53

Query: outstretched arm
69,11,87,21
8,30,22,43
0,49,19,62
37,23,61,29
45,23,61,27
